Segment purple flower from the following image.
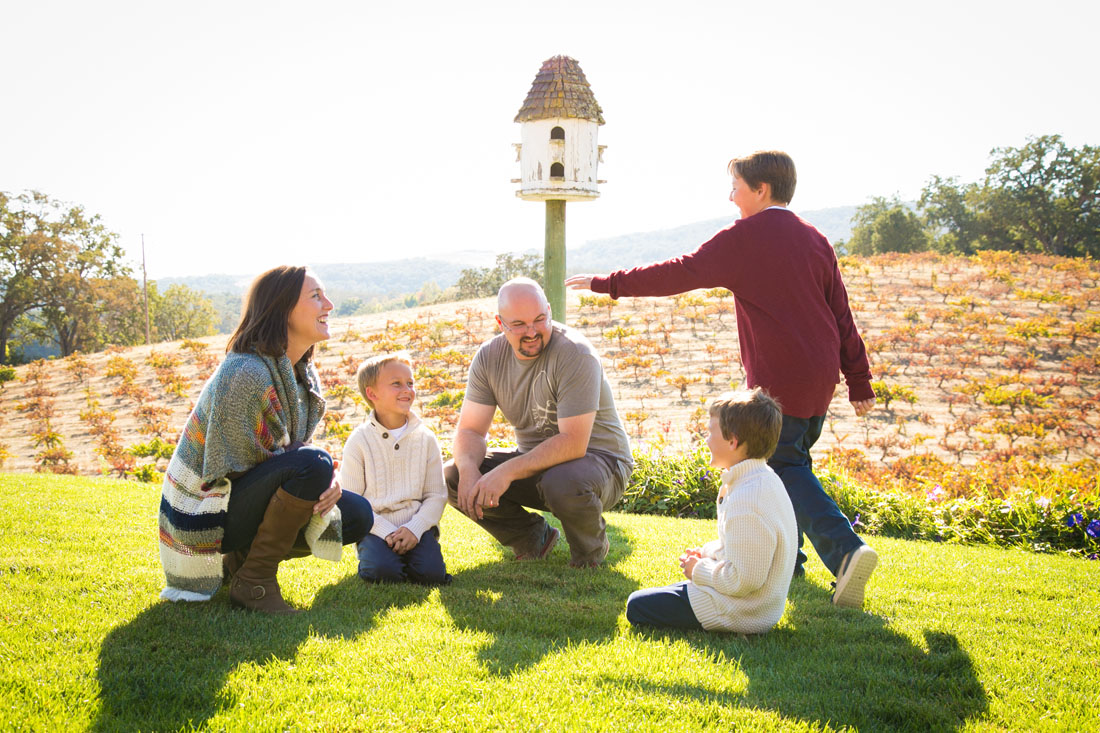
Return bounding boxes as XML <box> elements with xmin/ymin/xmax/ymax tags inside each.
<box><xmin>1066</xmin><ymin>512</ymin><xmax>1084</xmax><ymax>528</ymax></box>
<box><xmin>1088</xmin><ymin>553</ymin><xmax>1099</xmax><ymax>561</ymax></box>
<box><xmin>850</xmin><ymin>513</ymin><xmax>863</xmax><ymax>529</ymax></box>
<box><xmin>1087</xmin><ymin>520</ymin><xmax>1100</xmax><ymax>539</ymax></box>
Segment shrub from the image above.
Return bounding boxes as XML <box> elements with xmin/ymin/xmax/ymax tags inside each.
<box><xmin>618</xmin><ymin>447</ymin><xmax>1099</xmax><ymax>557</ymax></box>
<box><xmin>622</xmin><ymin>444</ymin><xmax>720</xmax><ymax>519</ymax></box>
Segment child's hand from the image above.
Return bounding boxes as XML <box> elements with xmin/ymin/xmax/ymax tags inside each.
<box><xmin>387</xmin><ymin>527</ymin><xmax>418</xmax><ymax>555</ymax></box>
<box><xmin>679</xmin><ymin>551</ymin><xmax>700</xmax><ymax>580</ymax></box>
<box><xmin>564</xmin><ymin>274</ymin><xmax>601</xmax><ymax>291</ymax></box>
<box><xmin>852</xmin><ymin>398</ymin><xmax>876</xmax><ymax>417</ymax></box>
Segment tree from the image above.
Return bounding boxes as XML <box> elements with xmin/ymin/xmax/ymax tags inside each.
<box><xmin>980</xmin><ymin>135</ymin><xmax>1100</xmax><ymax>257</ymax></box>
<box><xmin>26</xmin><ymin>276</ymin><xmax>146</xmax><ymax>355</ymax></box>
<box><xmin>845</xmin><ymin>196</ymin><xmax>930</xmax><ymax>256</ymax></box>
<box><xmin>0</xmin><ymin>192</ymin><xmax>61</xmax><ymax>363</ymax></box>
<box><xmin>455</xmin><ymin>253</ymin><xmax>543</xmax><ymax>299</ymax></box>
<box><xmin>336</xmin><ymin>296</ymin><xmax>365</xmax><ymax>317</ymax></box>
<box><xmin>919</xmin><ymin>176</ymin><xmax>989</xmax><ymax>254</ymax></box>
<box><xmin>29</xmin><ymin>197</ymin><xmax>133</xmax><ymax>356</ymax></box>
<box><xmin>149</xmin><ymin>283</ymin><xmax>218</xmax><ymax>341</ymax></box>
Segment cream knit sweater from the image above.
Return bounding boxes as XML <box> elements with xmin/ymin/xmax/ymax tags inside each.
<box><xmin>686</xmin><ymin>458</ymin><xmax>798</xmax><ymax>633</ymax></box>
<box><xmin>339</xmin><ymin>412</ymin><xmax>447</xmax><ymax>541</ymax></box>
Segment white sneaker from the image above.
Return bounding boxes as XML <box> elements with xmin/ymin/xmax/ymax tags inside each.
<box><xmin>832</xmin><ymin>545</ymin><xmax>878</xmax><ymax>608</ymax></box>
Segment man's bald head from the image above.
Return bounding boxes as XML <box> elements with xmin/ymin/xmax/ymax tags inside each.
<box><xmin>498</xmin><ymin>277</ymin><xmax>549</xmax><ymax>314</ymax></box>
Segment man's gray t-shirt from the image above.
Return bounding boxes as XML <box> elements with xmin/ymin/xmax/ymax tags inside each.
<box><xmin>465</xmin><ymin>322</ymin><xmax>632</xmax><ymax>466</ymax></box>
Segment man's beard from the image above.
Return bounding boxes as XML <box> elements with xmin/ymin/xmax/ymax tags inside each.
<box><xmin>518</xmin><ymin>334</ymin><xmax>544</xmax><ymax>357</ymax></box>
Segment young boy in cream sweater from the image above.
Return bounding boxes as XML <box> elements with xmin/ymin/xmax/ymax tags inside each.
<box><xmin>626</xmin><ymin>388</ymin><xmax>797</xmax><ymax>633</ymax></box>
<box><xmin>339</xmin><ymin>353</ymin><xmax>450</xmax><ymax>584</ymax></box>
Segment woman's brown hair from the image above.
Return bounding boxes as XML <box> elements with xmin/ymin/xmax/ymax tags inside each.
<box><xmin>226</xmin><ymin>265</ymin><xmax>312</xmax><ymax>361</ymax></box>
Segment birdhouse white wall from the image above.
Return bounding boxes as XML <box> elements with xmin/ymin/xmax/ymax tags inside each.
<box><xmin>515</xmin><ymin>118</ymin><xmax>603</xmax><ymax>201</ymax></box>
<box><xmin>513</xmin><ymin>55</ymin><xmax>605</xmax><ymax>203</ymax></box>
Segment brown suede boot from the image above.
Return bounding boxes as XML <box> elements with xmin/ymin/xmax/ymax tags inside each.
<box><xmin>222</xmin><ymin>549</ymin><xmax>247</xmax><ymax>584</ymax></box>
<box><xmin>230</xmin><ymin>488</ymin><xmax>315</xmax><ymax>614</ymax></box>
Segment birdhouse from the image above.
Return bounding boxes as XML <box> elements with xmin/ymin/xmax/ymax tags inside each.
<box><xmin>513</xmin><ymin>55</ymin><xmax>606</xmax><ymax>202</ymax></box>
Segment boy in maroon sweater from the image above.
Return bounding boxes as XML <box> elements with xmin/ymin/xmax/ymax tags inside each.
<box><xmin>567</xmin><ymin>150</ymin><xmax>879</xmax><ymax>608</ymax></box>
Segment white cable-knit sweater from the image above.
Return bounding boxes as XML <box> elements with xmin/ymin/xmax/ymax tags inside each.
<box><xmin>338</xmin><ymin>412</ymin><xmax>447</xmax><ymax>541</ymax></box>
<box><xmin>686</xmin><ymin>458</ymin><xmax>798</xmax><ymax>633</ymax></box>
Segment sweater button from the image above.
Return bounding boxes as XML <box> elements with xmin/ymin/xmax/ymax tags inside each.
<box><xmin>394</xmin><ymin>444</ymin><xmax>400</xmax><ymax>450</ymax></box>
<box><xmin>382</xmin><ymin>432</ymin><xmax>389</xmax><ymax>439</ymax></box>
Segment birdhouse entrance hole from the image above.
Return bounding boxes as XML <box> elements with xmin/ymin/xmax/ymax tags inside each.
<box><xmin>550</xmin><ymin>162</ymin><xmax>565</xmax><ymax>179</ymax></box>
<box><xmin>550</xmin><ymin>126</ymin><xmax>565</xmax><ymax>140</ymax></box>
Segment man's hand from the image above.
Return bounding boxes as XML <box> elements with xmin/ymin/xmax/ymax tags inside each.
<box><xmin>564</xmin><ymin>274</ymin><xmax>601</xmax><ymax>291</ymax></box>
<box><xmin>455</xmin><ymin>468</ymin><xmax>483</xmax><ymax>518</ymax></box>
<box><xmin>852</xmin><ymin>398</ymin><xmax>876</xmax><ymax>417</ymax></box>
<box><xmin>469</xmin><ymin>464</ymin><xmax>513</xmax><ymax>520</ymax></box>
<box><xmin>386</xmin><ymin>527</ymin><xmax>418</xmax><ymax>555</ymax></box>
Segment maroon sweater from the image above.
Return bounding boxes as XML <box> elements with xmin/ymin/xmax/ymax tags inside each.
<box><xmin>591</xmin><ymin>208</ymin><xmax>874</xmax><ymax>418</ymax></box>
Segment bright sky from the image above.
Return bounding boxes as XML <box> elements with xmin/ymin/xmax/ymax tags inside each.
<box><xmin>4</xmin><ymin>0</ymin><xmax>1097</xmax><ymax>279</ymax></box>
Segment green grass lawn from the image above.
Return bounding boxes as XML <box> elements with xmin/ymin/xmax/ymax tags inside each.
<box><xmin>1</xmin><ymin>473</ymin><xmax>1097</xmax><ymax>732</ymax></box>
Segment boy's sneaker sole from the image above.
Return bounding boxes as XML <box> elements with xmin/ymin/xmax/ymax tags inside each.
<box><xmin>832</xmin><ymin>545</ymin><xmax>878</xmax><ymax>608</ymax></box>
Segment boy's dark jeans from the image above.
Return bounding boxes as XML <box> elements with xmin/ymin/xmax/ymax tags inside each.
<box><xmin>357</xmin><ymin>526</ymin><xmax>448</xmax><ymax>584</ymax></box>
<box><xmin>626</xmin><ymin>582</ymin><xmax>704</xmax><ymax>630</ymax></box>
<box><xmin>768</xmin><ymin>414</ymin><xmax>863</xmax><ymax>578</ymax></box>
<box><xmin>223</xmin><ymin>445</ymin><xmax>373</xmax><ymax>553</ymax></box>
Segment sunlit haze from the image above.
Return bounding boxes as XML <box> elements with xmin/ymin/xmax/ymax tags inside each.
<box><xmin>4</xmin><ymin>0</ymin><xmax>1097</xmax><ymax>278</ymax></box>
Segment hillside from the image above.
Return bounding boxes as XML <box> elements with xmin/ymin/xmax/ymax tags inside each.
<box><xmin>2</xmin><ymin>252</ymin><xmax>1097</xmax><ymax>486</ymax></box>
<box><xmin>156</xmin><ymin>207</ymin><xmax>856</xmax><ymax>305</ymax></box>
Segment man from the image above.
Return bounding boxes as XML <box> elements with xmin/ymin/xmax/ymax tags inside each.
<box><xmin>446</xmin><ymin>278</ymin><xmax>632</xmax><ymax>568</ymax></box>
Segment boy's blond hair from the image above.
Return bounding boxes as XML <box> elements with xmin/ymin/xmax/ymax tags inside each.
<box><xmin>727</xmin><ymin>151</ymin><xmax>797</xmax><ymax>205</ymax></box>
<box><xmin>356</xmin><ymin>352</ymin><xmax>413</xmax><ymax>410</ymax></box>
<box><xmin>708</xmin><ymin>388</ymin><xmax>783</xmax><ymax>459</ymax></box>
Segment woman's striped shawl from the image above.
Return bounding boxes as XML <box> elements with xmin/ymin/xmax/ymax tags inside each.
<box><xmin>158</xmin><ymin>352</ymin><xmax>342</xmax><ymax>601</ymax></box>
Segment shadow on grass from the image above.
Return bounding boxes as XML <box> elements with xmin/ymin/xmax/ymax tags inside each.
<box><xmin>609</xmin><ymin>579</ymin><xmax>989</xmax><ymax>732</ymax></box>
<box><xmin>440</xmin><ymin>520</ymin><xmax>638</xmax><ymax>676</ymax></box>
<box><xmin>92</xmin><ymin>573</ymin><xmax>428</xmax><ymax>732</ymax></box>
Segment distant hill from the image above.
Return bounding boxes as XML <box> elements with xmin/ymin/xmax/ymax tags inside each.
<box><xmin>159</xmin><ymin>206</ymin><xmax>857</xmax><ymax>304</ymax></box>
<box><xmin>568</xmin><ymin>206</ymin><xmax>856</xmax><ymax>272</ymax></box>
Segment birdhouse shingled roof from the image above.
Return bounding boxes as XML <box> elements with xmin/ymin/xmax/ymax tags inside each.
<box><xmin>514</xmin><ymin>55</ymin><xmax>605</xmax><ymax>125</ymax></box>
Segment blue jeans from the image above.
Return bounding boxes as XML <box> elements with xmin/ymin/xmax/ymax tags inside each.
<box><xmin>357</xmin><ymin>526</ymin><xmax>449</xmax><ymax>585</ymax></box>
<box><xmin>767</xmin><ymin>414</ymin><xmax>862</xmax><ymax>577</ymax></box>
<box><xmin>626</xmin><ymin>582</ymin><xmax>704</xmax><ymax>630</ymax></box>
<box><xmin>223</xmin><ymin>446</ymin><xmax>373</xmax><ymax>552</ymax></box>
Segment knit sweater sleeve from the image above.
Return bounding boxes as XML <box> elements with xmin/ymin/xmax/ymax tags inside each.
<box><xmin>691</xmin><ymin>512</ymin><xmax>777</xmax><ymax>598</ymax></box>
<box><xmin>590</xmin><ymin>230</ymin><xmax>735</xmax><ymax>299</ymax></box>
<box><xmin>401</xmin><ymin>431</ymin><xmax>448</xmax><ymax>540</ymax></box>
<box><xmin>825</xmin><ymin>256</ymin><xmax>874</xmax><ymax>402</ymax></box>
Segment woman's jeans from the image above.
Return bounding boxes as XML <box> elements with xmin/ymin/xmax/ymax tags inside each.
<box><xmin>222</xmin><ymin>446</ymin><xmax>373</xmax><ymax>552</ymax></box>
<box><xmin>767</xmin><ymin>414</ymin><xmax>863</xmax><ymax>577</ymax></box>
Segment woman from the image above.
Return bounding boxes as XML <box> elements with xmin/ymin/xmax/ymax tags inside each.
<box><xmin>158</xmin><ymin>265</ymin><xmax>373</xmax><ymax>614</ymax></box>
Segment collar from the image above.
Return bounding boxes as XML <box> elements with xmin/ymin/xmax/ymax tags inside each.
<box><xmin>720</xmin><ymin>458</ymin><xmax>770</xmax><ymax>488</ymax></box>
<box><xmin>367</xmin><ymin>410</ymin><xmax>420</xmax><ymax>438</ymax></box>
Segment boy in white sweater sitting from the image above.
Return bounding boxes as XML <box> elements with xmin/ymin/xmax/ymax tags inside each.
<box><xmin>626</xmin><ymin>388</ymin><xmax>797</xmax><ymax>633</ymax></box>
<box><xmin>339</xmin><ymin>353</ymin><xmax>450</xmax><ymax>584</ymax></box>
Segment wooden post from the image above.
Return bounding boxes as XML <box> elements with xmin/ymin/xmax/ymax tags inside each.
<box><xmin>142</xmin><ymin>234</ymin><xmax>150</xmax><ymax>345</ymax></box>
<box><xmin>544</xmin><ymin>199</ymin><xmax>566</xmax><ymax>323</ymax></box>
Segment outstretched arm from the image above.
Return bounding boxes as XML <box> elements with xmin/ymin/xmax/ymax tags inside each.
<box><xmin>565</xmin><ymin>274</ymin><xmax>600</xmax><ymax>291</ymax></box>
